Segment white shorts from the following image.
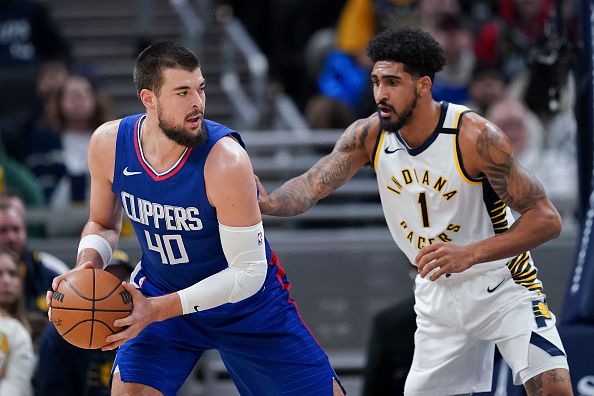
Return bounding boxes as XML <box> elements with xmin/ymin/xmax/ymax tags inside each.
<box><xmin>404</xmin><ymin>265</ymin><xmax>569</xmax><ymax>396</ymax></box>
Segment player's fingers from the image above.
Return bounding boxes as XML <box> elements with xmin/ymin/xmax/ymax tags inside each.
<box><xmin>429</xmin><ymin>266</ymin><xmax>448</xmax><ymax>281</ymax></box>
<box><xmin>101</xmin><ymin>339</ymin><xmax>125</xmax><ymax>351</ymax></box>
<box><xmin>47</xmin><ymin>306</ymin><xmax>52</xmax><ymax>321</ymax></box>
<box><xmin>46</xmin><ymin>290</ymin><xmax>53</xmax><ymax>308</ymax></box>
<box><xmin>417</xmin><ymin>250</ymin><xmax>439</xmax><ymax>273</ymax></box>
<box><xmin>113</xmin><ymin>314</ymin><xmax>134</xmax><ymax>328</ymax></box>
<box><xmin>105</xmin><ymin>325</ymin><xmax>133</xmax><ymax>345</ymax></box>
<box><xmin>77</xmin><ymin>262</ymin><xmax>95</xmax><ymax>270</ymax></box>
<box><xmin>420</xmin><ymin>258</ymin><xmax>439</xmax><ymax>278</ymax></box>
<box><xmin>51</xmin><ymin>276</ymin><xmax>63</xmax><ymax>292</ymax></box>
<box><xmin>121</xmin><ymin>281</ymin><xmax>139</xmax><ymax>294</ymax></box>
<box><xmin>415</xmin><ymin>243</ymin><xmax>439</xmax><ymax>265</ymax></box>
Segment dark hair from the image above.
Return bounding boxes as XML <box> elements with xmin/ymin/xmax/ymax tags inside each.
<box><xmin>367</xmin><ymin>27</ymin><xmax>445</xmax><ymax>81</ymax></box>
<box><xmin>134</xmin><ymin>41</ymin><xmax>200</xmax><ymax>96</ymax></box>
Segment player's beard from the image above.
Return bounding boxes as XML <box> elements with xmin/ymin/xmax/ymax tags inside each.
<box><xmin>378</xmin><ymin>91</ymin><xmax>418</xmax><ymax>132</ymax></box>
<box><xmin>157</xmin><ymin>106</ymin><xmax>207</xmax><ymax>147</ymax></box>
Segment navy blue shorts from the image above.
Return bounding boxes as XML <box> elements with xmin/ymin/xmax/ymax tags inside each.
<box><xmin>113</xmin><ymin>255</ymin><xmax>341</xmax><ymax>395</ymax></box>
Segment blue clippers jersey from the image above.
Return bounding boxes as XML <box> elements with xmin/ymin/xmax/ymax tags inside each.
<box><xmin>112</xmin><ymin>114</ymin><xmax>271</xmax><ymax>292</ymax></box>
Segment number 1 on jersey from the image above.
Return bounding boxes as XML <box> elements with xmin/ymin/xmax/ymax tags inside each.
<box><xmin>417</xmin><ymin>192</ymin><xmax>430</xmax><ymax>227</ymax></box>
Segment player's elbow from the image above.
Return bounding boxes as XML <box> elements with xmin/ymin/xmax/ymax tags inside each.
<box><xmin>542</xmin><ymin>204</ymin><xmax>562</xmax><ymax>240</ymax></box>
<box><xmin>228</xmin><ymin>259</ymin><xmax>267</xmax><ymax>302</ymax></box>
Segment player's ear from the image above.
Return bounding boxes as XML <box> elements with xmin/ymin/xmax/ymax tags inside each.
<box><xmin>417</xmin><ymin>76</ymin><xmax>432</xmax><ymax>97</ymax></box>
<box><xmin>139</xmin><ymin>89</ymin><xmax>155</xmax><ymax>108</ymax></box>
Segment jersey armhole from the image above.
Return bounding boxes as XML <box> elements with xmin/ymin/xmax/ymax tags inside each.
<box><xmin>371</xmin><ymin>130</ymin><xmax>385</xmax><ymax>172</ymax></box>
<box><xmin>454</xmin><ymin>111</ymin><xmax>483</xmax><ymax>184</ymax></box>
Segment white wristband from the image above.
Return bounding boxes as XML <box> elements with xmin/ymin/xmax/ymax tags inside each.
<box><xmin>77</xmin><ymin>234</ymin><xmax>113</xmax><ymax>268</ymax></box>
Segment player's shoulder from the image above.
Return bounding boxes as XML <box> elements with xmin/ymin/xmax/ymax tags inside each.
<box><xmin>458</xmin><ymin>110</ymin><xmax>504</xmax><ymax>145</ymax></box>
<box><xmin>336</xmin><ymin>113</ymin><xmax>382</xmax><ymax>155</ymax></box>
<box><xmin>90</xmin><ymin>119</ymin><xmax>122</xmax><ymax>146</ymax></box>
<box><xmin>358</xmin><ymin>112</ymin><xmax>382</xmax><ymax>137</ymax></box>
<box><xmin>207</xmin><ymin>135</ymin><xmax>251</xmax><ymax>178</ymax></box>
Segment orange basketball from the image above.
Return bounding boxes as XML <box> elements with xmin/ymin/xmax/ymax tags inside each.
<box><xmin>51</xmin><ymin>268</ymin><xmax>133</xmax><ymax>349</ymax></box>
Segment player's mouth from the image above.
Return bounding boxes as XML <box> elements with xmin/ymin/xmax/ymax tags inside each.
<box><xmin>186</xmin><ymin>114</ymin><xmax>203</xmax><ymax>128</ymax></box>
<box><xmin>377</xmin><ymin>104</ymin><xmax>394</xmax><ymax>118</ymax></box>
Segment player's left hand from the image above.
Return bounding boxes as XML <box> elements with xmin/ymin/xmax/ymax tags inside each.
<box><xmin>102</xmin><ymin>282</ymin><xmax>156</xmax><ymax>351</ymax></box>
<box><xmin>415</xmin><ymin>242</ymin><xmax>476</xmax><ymax>281</ymax></box>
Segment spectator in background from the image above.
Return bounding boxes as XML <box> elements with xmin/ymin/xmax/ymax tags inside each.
<box><xmin>0</xmin><ymin>250</ymin><xmax>35</xmax><ymax>396</ymax></box>
<box><xmin>474</xmin><ymin>0</ymin><xmax>553</xmax><ymax>79</ymax></box>
<box><xmin>36</xmin><ymin>250</ymin><xmax>133</xmax><ymax>396</ymax></box>
<box><xmin>8</xmin><ymin>57</ymin><xmax>71</xmax><ymax>163</ymax></box>
<box><xmin>431</xmin><ymin>13</ymin><xmax>475</xmax><ymax>104</ymax></box>
<box><xmin>487</xmin><ymin>98</ymin><xmax>577</xmax><ymax>223</ymax></box>
<box><xmin>0</xmin><ymin>0</ymin><xmax>70</xmax><ymax>160</ymax></box>
<box><xmin>487</xmin><ymin>98</ymin><xmax>544</xmax><ymax>174</ymax></box>
<box><xmin>465</xmin><ymin>63</ymin><xmax>507</xmax><ymax>115</ymax></box>
<box><xmin>25</xmin><ymin>73</ymin><xmax>113</xmax><ymax>208</ymax></box>
<box><xmin>305</xmin><ymin>43</ymin><xmax>373</xmax><ymax>129</ymax></box>
<box><xmin>0</xmin><ymin>194</ymin><xmax>69</xmax><ymax>318</ymax></box>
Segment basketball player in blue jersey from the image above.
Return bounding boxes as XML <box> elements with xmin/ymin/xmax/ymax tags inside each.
<box><xmin>46</xmin><ymin>42</ymin><xmax>345</xmax><ymax>396</ymax></box>
<box><xmin>257</xmin><ymin>27</ymin><xmax>574</xmax><ymax>396</ymax></box>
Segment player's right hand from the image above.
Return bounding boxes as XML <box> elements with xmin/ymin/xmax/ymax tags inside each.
<box><xmin>46</xmin><ymin>261</ymin><xmax>95</xmax><ymax>321</ymax></box>
<box><xmin>254</xmin><ymin>175</ymin><xmax>273</xmax><ymax>214</ymax></box>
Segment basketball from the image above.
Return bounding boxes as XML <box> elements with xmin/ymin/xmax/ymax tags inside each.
<box><xmin>51</xmin><ymin>268</ymin><xmax>133</xmax><ymax>349</ymax></box>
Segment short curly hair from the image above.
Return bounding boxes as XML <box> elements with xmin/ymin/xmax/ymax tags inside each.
<box><xmin>367</xmin><ymin>27</ymin><xmax>445</xmax><ymax>81</ymax></box>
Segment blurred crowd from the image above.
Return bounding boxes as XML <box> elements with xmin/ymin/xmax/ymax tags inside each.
<box><xmin>0</xmin><ymin>0</ymin><xmax>583</xmax><ymax>394</ymax></box>
<box><xmin>226</xmin><ymin>0</ymin><xmax>580</xmax><ymax>223</ymax></box>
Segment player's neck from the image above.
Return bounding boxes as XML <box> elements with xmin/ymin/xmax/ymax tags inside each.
<box><xmin>140</xmin><ymin>116</ymin><xmax>188</xmax><ymax>172</ymax></box>
<box><xmin>398</xmin><ymin>100</ymin><xmax>441</xmax><ymax>149</ymax></box>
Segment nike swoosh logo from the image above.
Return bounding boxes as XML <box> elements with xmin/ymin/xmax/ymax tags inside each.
<box><xmin>123</xmin><ymin>167</ymin><xmax>142</xmax><ymax>176</ymax></box>
<box><xmin>384</xmin><ymin>147</ymin><xmax>405</xmax><ymax>154</ymax></box>
<box><xmin>487</xmin><ymin>278</ymin><xmax>506</xmax><ymax>293</ymax></box>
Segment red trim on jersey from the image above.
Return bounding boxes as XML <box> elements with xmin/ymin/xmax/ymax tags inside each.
<box><xmin>133</xmin><ymin>117</ymin><xmax>193</xmax><ymax>182</ymax></box>
<box><xmin>269</xmin><ymin>251</ymin><xmax>321</xmax><ymax>346</ymax></box>
<box><xmin>270</xmin><ymin>251</ymin><xmax>291</xmax><ymax>291</ymax></box>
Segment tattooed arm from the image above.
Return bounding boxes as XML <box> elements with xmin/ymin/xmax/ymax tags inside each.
<box><xmin>257</xmin><ymin>115</ymin><xmax>378</xmax><ymax>216</ymax></box>
<box><xmin>416</xmin><ymin>114</ymin><xmax>562</xmax><ymax>279</ymax></box>
<box><xmin>462</xmin><ymin>117</ymin><xmax>562</xmax><ymax>263</ymax></box>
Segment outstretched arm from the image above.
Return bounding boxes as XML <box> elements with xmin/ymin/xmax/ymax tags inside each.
<box><xmin>417</xmin><ymin>117</ymin><xmax>561</xmax><ymax>280</ymax></box>
<box><xmin>258</xmin><ymin>116</ymin><xmax>378</xmax><ymax>216</ymax></box>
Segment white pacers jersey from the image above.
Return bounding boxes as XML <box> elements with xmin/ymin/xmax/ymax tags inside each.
<box><xmin>373</xmin><ymin>102</ymin><xmax>546</xmax><ymax>300</ymax></box>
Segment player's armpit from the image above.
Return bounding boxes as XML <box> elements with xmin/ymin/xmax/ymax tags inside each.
<box><xmin>475</xmin><ymin>122</ymin><xmax>547</xmax><ymax>213</ymax></box>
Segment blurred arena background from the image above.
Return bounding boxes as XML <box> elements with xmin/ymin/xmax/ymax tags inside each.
<box><xmin>1</xmin><ymin>0</ymin><xmax>593</xmax><ymax>395</ymax></box>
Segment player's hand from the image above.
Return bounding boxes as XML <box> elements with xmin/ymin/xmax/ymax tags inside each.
<box><xmin>102</xmin><ymin>282</ymin><xmax>156</xmax><ymax>351</ymax></box>
<box><xmin>46</xmin><ymin>261</ymin><xmax>95</xmax><ymax>321</ymax></box>
<box><xmin>255</xmin><ymin>175</ymin><xmax>273</xmax><ymax>214</ymax></box>
<box><xmin>415</xmin><ymin>242</ymin><xmax>476</xmax><ymax>281</ymax></box>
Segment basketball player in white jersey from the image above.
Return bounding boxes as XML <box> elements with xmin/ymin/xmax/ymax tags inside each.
<box><xmin>257</xmin><ymin>27</ymin><xmax>573</xmax><ymax>396</ymax></box>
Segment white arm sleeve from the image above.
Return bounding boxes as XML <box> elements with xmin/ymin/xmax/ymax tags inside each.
<box><xmin>177</xmin><ymin>222</ymin><xmax>267</xmax><ymax>314</ymax></box>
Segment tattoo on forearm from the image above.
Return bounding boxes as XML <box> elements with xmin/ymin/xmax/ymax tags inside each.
<box><xmin>270</xmin><ymin>118</ymin><xmax>367</xmax><ymax>215</ymax></box>
<box><xmin>273</xmin><ymin>178</ymin><xmax>318</xmax><ymax>215</ymax></box>
<box><xmin>270</xmin><ymin>154</ymin><xmax>352</xmax><ymax>215</ymax></box>
<box><xmin>525</xmin><ymin>369</ymin><xmax>568</xmax><ymax>396</ymax></box>
<box><xmin>312</xmin><ymin>155</ymin><xmax>352</xmax><ymax>194</ymax></box>
<box><xmin>476</xmin><ymin>124</ymin><xmax>545</xmax><ymax>209</ymax></box>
